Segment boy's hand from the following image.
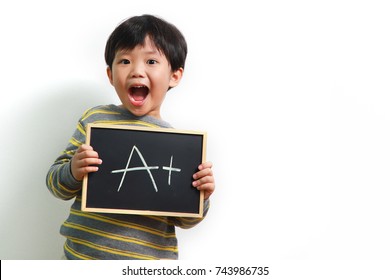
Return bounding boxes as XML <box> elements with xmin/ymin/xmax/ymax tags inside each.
<box><xmin>71</xmin><ymin>144</ymin><xmax>102</xmax><ymax>181</ymax></box>
<box><xmin>192</xmin><ymin>161</ymin><xmax>215</xmax><ymax>200</ymax></box>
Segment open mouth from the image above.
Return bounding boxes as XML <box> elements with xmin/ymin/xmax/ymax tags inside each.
<box><xmin>129</xmin><ymin>85</ymin><xmax>149</xmax><ymax>106</ymax></box>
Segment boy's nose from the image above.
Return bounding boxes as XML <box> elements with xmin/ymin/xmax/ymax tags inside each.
<box><xmin>129</xmin><ymin>63</ymin><xmax>145</xmax><ymax>78</ymax></box>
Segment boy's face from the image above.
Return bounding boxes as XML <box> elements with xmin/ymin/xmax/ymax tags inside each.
<box><xmin>107</xmin><ymin>36</ymin><xmax>183</xmax><ymax>119</ymax></box>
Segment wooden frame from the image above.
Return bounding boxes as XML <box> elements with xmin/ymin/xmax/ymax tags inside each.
<box><xmin>81</xmin><ymin>123</ymin><xmax>207</xmax><ymax>218</ymax></box>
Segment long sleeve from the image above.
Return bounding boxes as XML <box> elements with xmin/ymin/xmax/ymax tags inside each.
<box><xmin>169</xmin><ymin>199</ymin><xmax>210</xmax><ymax>229</ymax></box>
<box><xmin>46</xmin><ymin>114</ymin><xmax>87</xmax><ymax>200</ymax></box>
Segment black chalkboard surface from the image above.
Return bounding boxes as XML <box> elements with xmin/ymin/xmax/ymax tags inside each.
<box><xmin>81</xmin><ymin>123</ymin><xmax>207</xmax><ymax>217</ymax></box>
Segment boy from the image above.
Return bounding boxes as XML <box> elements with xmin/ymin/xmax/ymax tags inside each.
<box><xmin>46</xmin><ymin>14</ymin><xmax>215</xmax><ymax>260</ymax></box>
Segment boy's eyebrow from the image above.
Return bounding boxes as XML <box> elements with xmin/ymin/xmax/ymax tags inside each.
<box><xmin>117</xmin><ymin>48</ymin><xmax>161</xmax><ymax>56</ymax></box>
<box><xmin>114</xmin><ymin>51</ymin><xmax>162</xmax><ymax>60</ymax></box>
<box><xmin>142</xmin><ymin>49</ymin><xmax>161</xmax><ymax>55</ymax></box>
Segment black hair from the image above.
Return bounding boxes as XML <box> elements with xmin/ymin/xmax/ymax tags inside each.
<box><xmin>104</xmin><ymin>14</ymin><xmax>187</xmax><ymax>71</ymax></box>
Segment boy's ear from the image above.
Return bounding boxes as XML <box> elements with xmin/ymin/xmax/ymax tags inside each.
<box><xmin>106</xmin><ymin>67</ymin><xmax>114</xmax><ymax>85</ymax></box>
<box><xmin>169</xmin><ymin>67</ymin><xmax>184</xmax><ymax>88</ymax></box>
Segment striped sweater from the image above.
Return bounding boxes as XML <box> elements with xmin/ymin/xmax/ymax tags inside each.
<box><xmin>46</xmin><ymin>104</ymin><xmax>209</xmax><ymax>260</ymax></box>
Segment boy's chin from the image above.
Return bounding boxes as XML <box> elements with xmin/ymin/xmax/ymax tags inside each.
<box><xmin>119</xmin><ymin>104</ymin><xmax>161</xmax><ymax>119</ymax></box>
<box><xmin>124</xmin><ymin>106</ymin><xmax>152</xmax><ymax>118</ymax></box>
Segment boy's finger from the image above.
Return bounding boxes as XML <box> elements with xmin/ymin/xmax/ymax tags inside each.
<box><xmin>80</xmin><ymin>158</ymin><xmax>103</xmax><ymax>166</ymax></box>
<box><xmin>192</xmin><ymin>175</ymin><xmax>214</xmax><ymax>186</ymax></box>
<box><xmin>193</xmin><ymin>168</ymin><xmax>213</xmax><ymax>180</ymax></box>
<box><xmin>198</xmin><ymin>161</ymin><xmax>213</xmax><ymax>170</ymax></box>
<box><xmin>80</xmin><ymin>150</ymin><xmax>100</xmax><ymax>159</ymax></box>
<box><xmin>77</xmin><ymin>144</ymin><xmax>94</xmax><ymax>153</ymax></box>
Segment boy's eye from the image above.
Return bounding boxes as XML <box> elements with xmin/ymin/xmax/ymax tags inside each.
<box><xmin>120</xmin><ymin>59</ymin><xmax>130</xmax><ymax>64</ymax></box>
<box><xmin>147</xmin><ymin>59</ymin><xmax>158</xmax><ymax>65</ymax></box>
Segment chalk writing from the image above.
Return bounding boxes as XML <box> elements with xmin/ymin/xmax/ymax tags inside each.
<box><xmin>111</xmin><ymin>145</ymin><xmax>159</xmax><ymax>192</ymax></box>
<box><xmin>162</xmin><ymin>155</ymin><xmax>181</xmax><ymax>186</ymax></box>
<box><xmin>111</xmin><ymin>146</ymin><xmax>183</xmax><ymax>192</ymax></box>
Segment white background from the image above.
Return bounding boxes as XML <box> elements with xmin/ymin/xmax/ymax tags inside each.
<box><xmin>1</xmin><ymin>0</ymin><xmax>390</xmax><ymax>267</ymax></box>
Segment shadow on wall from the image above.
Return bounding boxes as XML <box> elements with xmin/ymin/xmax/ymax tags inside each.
<box><xmin>0</xmin><ymin>81</ymin><xmax>115</xmax><ymax>259</ymax></box>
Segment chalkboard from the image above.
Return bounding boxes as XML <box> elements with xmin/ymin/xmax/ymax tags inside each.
<box><xmin>81</xmin><ymin>123</ymin><xmax>207</xmax><ymax>217</ymax></box>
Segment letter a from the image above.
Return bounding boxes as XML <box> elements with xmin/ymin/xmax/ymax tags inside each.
<box><xmin>111</xmin><ymin>145</ymin><xmax>159</xmax><ymax>192</ymax></box>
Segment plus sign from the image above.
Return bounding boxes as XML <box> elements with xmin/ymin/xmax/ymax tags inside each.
<box><xmin>162</xmin><ymin>155</ymin><xmax>181</xmax><ymax>186</ymax></box>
